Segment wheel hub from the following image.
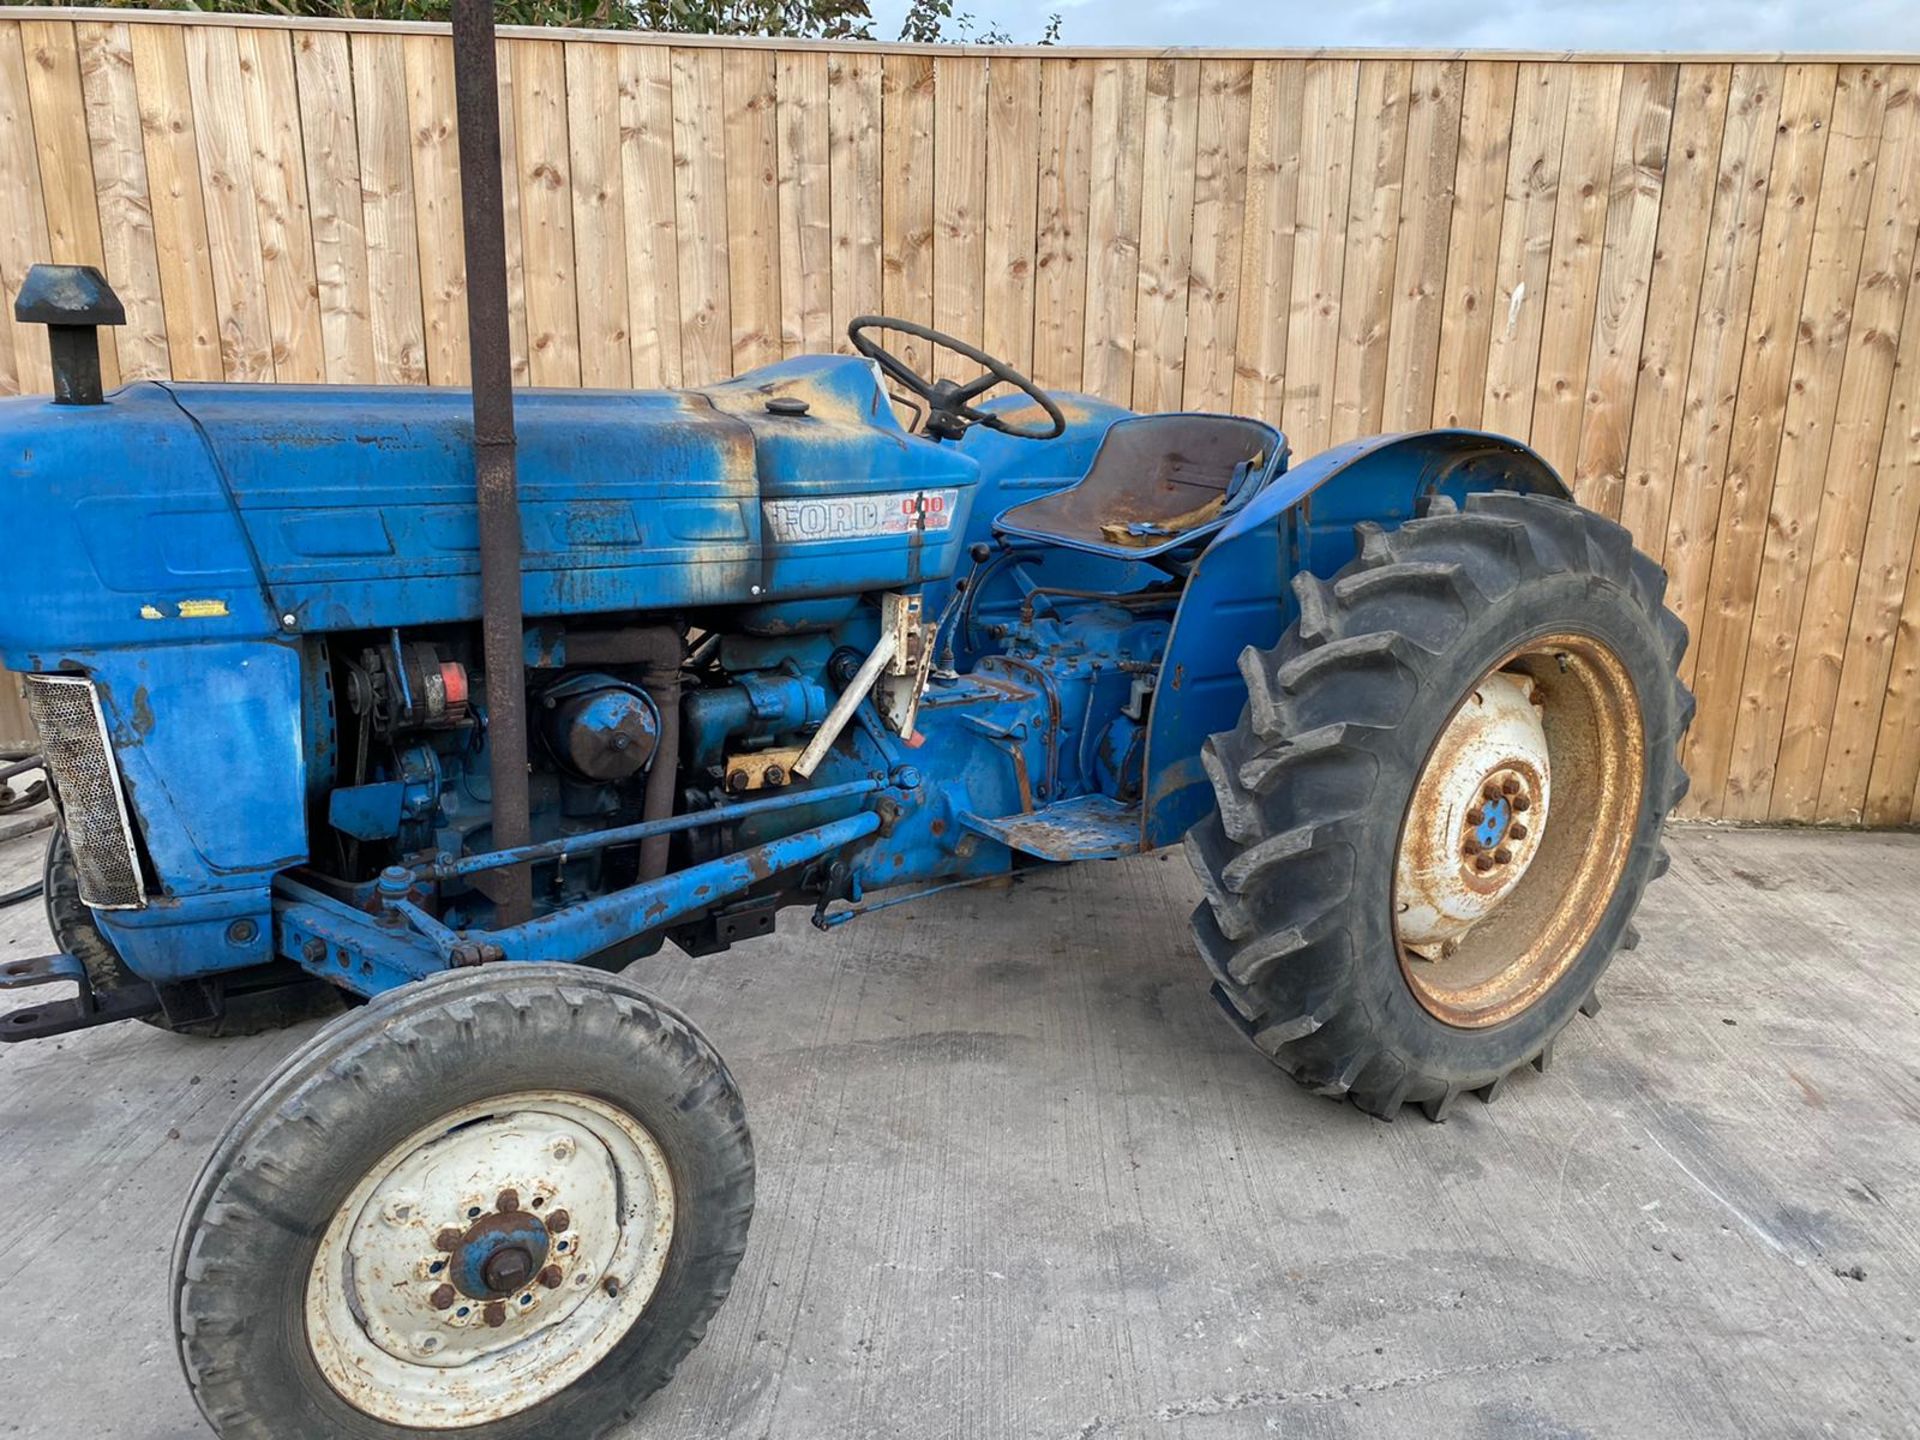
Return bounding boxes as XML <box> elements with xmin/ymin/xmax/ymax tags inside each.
<box><xmin>306</xmin><ymin>1093</ymin><xmax>676</xmax><ymax>1428</ymax></box>
<box><xmin>1395</xmin><ymin>671</ymin><xmax>1552</xmax><ymax>957</ymax></box>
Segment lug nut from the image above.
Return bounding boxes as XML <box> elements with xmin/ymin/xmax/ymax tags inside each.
<box><xmin>1494</xmin><ymin>847</ymin><xmax>1513</xmax><ymax>865</ymax></box>
<box><xmin>545</xmin><ymin>1209</ymin><xmax>570</xmax><ymax>1234</ymax></box>
<box><xmin>1509</xmin><ymin>824</ymin><xmax>1528</xmax><ymax>840</ymax></box>
<box><xmin>430</xmin><ymin>1283</ymin><xmax>456</xmax><ymax>1311</ymax></box>
<box><xmin>1513</xmin><ymin>795</ymin><xmax>1531</xmax><ymax>812</ymax></box>
<box><xmin>1466</xmin><ymin>807</ymin><xmax>1484</xmax><ymax>825</ymax></box>
<box><xmin>1474</xmin><ymin>854</ymin><xmax>1495</xmax><ymax>873</ymax></box>
<box><xmin>483</xmin><ymin>1301</ymin><xmax>507</xmax><ymax>1328</ymax></box>
<box><xmin>1501</xmin><ymin>777</ymin><xmax>1520</xmax><ymax>796</ymax></box>
<box><xmin>539</xmin><ymin>1265</ymin><xmax>564</xmax><ymax>1289</ymax></box>
<box><xmin>435</xmin><ymin>1228</ymin><xmax>464</xmax><ymax>1252</ymax></box>
<box><xmin>497</xmin><ymin>1188</ymin><xmax>520</xmax><ymax>1213</ymax></box>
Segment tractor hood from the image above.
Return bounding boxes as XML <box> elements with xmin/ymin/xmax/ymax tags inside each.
<box><xmin>0</xmin><ymin>355</ymin><xmax>980</xmax><ymax>662</ymax></box>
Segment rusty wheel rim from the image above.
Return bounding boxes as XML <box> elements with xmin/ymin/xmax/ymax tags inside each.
<box><xmin>1394</xmin><ymin>634</ymin><xmax>1644</xmax><ymax>1029</ymax></box>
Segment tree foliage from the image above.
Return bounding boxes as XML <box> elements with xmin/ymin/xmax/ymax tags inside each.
<box><xmin>34</xmin><ymin>0</ymin><xmax>1064</xmax><ymax>42</ymax></box>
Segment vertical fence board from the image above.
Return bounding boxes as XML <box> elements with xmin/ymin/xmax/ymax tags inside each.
<box><xmin>880</xmin><ymin>53</ymin><xmax>933</xmax><ymax>379</ymax></box>
<box><xmin>1081</xmin><ymin>56</ymin><xmax>1147</xmax><ymax>406</ymax></box>
<box><xmin>129</xmin><ymin>23</ymin><xmax>218</xmax><ymax>381</ymax></box>
<box><xmin>723</xmin><ymin>48</ymin><xmax>779</xmax><ymax>376</ymax></box>
<box><xmin>293</xmin><ymin>31</ymin><xmax>373</xmax><ymax>383</ymax></box>
<box><xmin>404</xmin><ymin>34</ymin><xmax>469</xmax><ymax>385</ymax></box>
<box><xmin>1031</xmin><ymin>55</ymin><xmax>1092</xmax><ymax>394</ymax></box>
<box><xmin>930</xmin><ymin>55</ymin><xmax>986</xmax><ymax>385</ymax></box>
<box><xmin>512</xmin><ymin>39</ymin><xmax>579</xmax><ymax>387</ymax></box>
<box><xmin>1568</xmin><ymin>62</ymin><xmax>1675</xmax><ymax>515</ymax></box>
<box><xmin>1529</xmin><ymin>64</ymin><xmax>1622</xmax><ymax>476</ymax></box>
<box><xmin>671</xmin><ymin>47</ymin><xmax>728</xmax><ymax>386</ymax></box>
<box><xmin>776</xmin><ymin>50</ymin><xmax>832</xmax><ymax>360</ymax></box>
<box><xmin>1661</xmin><ymin>63</ymin><xmax>1782</xmax><ymax>702</ymax></box>
<box><xmin>826</xmin><ymin>51</ymin><xmax>881</xmax><ymax>359</ymax></box>
<box><xmin>1229</xmin><ymin>60</ymin><xmax>1304</xmax><ymax>424</ymax></box>
<box><xmin>1722</xmin><ymin>64</ymin><xmax>1887</xmax><ymax>818</ymax></box>
<box><xmin>1482</xmin><ymin>62</ymin><xmax>1571</xmax><ymax>441</ymax></box>
<box><xmin>1327</xmin><ymin>58</ymin><xmax>1411</xmax><ymax>446</ymax></box>
<box><xmin>1685</xmin><ymin>63</ymin><xmax>1837</xmax><ymax>813</ymax></box>
<box><xmin>76</xmin><ymin>21</ymin><xmax>167</xmax><ymax>380</ymax></box>
<box><xmin>1772</xmin><ymin>66</ymin><xmax>1920</xmax><ymax>820</ymax></box>
<box><xmin>185</xmin><ymin>26</ymin><xmax>275</xmax><ymax>380</ymax></box>
<box><xmin>563</xmin><ymin>40</ymin><xmax>628</xmax><ymax>388</ymax></box>
<box><xmin>237</xmin><ymin>27</ymin><xmax>323</xmax><ymax>383</ymax></box>
<box><xmin>1381</xmin><ymin>58</ymin><xmax>1463</xmax><ymax>433</ymax></box>
<box><xmin>1282</xmin><ymin>58</ymin><xmax>1358</xmax><ymax>454</ymax></box>
<box><xmin>22</xmin><ymin>20</ymin><xmax>118</xmax><ymax>387</ymax></box>
<box><xmin>0</xmin><ymin>22</ymin><xmax>1915</xmax><ymax>819</ymax></box>
<box><xmin>983</xmin><ymin>55</ymin><xmax>1040</xmax><ymax>377</ymax></box>
<box><xmin>620</xmin><ymin>43</ymin><xmax>681</xmax><ymax>387</ymax></box>
<box><xmin>1617</xmin><ymin>65</ymin><xmax>1730</xmax><ymax>553</ymax></box>
<box><xmin>350</xmin><ymin>32</ymin><xmax>426</xmax><ymax>384</ymax></box>
<box><xmin>1431</xmin><ymin>60</ymin><xmax>1517</xmax><ymax>428</ymax></box>
<box><xmin>1181</xmin><ymin>58</ymin><xmax>1253</xmax><ymax>413</ymax></box>
<box><xmin>1132</xmin><ymin>57</ymin><xmax>1201</xmax><ymax>414</ymax></box>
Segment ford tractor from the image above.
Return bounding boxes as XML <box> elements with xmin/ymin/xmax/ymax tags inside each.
<box><xmin>0</xmin><ymin>93</ymin><xmax>1688</xmax><ymax>1438</ymax></box>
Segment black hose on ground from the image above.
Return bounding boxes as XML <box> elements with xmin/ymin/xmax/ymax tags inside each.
<box><xmin>0</xmin><ymin>835</ymin><xmax>47</xmax><ymax>908</ymax></box>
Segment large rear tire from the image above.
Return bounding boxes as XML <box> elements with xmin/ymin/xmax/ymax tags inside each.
<box><xmin>1188</xmin><ymin>492</ymin><xmax>1692</xmax><ymax>1120</ymax></box>
<box><xmin>172</xmin><ymin>964</ymin><xmax>754</xmax><ymax>1438</ymax></box>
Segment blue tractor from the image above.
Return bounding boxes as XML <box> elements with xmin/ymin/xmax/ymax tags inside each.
<box><xmin>1</xmin><ymin>247</ymin><xmax>1689</xmax><ymax>1435</ymax></box>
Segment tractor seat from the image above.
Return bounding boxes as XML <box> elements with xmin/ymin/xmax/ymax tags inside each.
<box><xmin>993</xmin><ymin>413</ymin><xmax>1287</xmax><ymax>562</ymax></box>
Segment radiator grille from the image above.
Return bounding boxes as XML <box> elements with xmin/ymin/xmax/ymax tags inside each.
<box><xmin>23</xmin><ymin>674</ymin><xmax>146</xmax><ymax>910</ymax></box>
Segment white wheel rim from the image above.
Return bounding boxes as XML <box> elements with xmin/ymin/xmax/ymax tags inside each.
<box><xmin>305</xmin><ymin>1091</ymin><xmax>676</xmax><ymax>1428</ymax></box>
<box><xmin>1394</xmin><ymin>669</ymin><xmax>1552</xmax><ymax>956</ymax></box>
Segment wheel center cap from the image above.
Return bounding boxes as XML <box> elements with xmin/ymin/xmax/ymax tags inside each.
<box><xmin>447</xmin><ymin>1210</ymin><xmax>552</xmax><ymax>1299</ymax></box>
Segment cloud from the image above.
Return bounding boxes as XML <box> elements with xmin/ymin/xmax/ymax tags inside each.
<box><xmin>868</xmin><ymin>0</ymin><xmax>1920</xmax><ymax>50</ymax></box>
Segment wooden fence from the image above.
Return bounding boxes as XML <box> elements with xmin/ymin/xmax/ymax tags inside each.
<box><xmin>0</xmin><ymin>10</ymin><xmax>1917</xmax><ymax>825</ymax></box>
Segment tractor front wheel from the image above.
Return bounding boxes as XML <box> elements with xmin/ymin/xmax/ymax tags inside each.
<box><xmin>172</xmin><ymin>964</ymin><xmax>754</xmax><ymax>1439</ymax></box>
<box><xmin>1189</xmin><ymin>492</ymin><xmax>1692</xmax><ymax>1120</ymax></box>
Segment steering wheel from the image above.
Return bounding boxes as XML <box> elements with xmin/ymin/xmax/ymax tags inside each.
<box><xmin>848</xmin><ymin>316</ymin><xmax>1066</xmax><ymax>442</ymax></box>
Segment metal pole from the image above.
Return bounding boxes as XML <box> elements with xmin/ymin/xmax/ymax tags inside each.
<box><xmin>451</xmin><ymin>0</ymin><xmax>531</xmax><ymax>925</ymax></box>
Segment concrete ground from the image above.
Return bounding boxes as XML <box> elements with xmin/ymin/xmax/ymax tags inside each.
<box><xmin>1</xmin><ymin>803</ymin><xmax>1915</xmax><ymax>1439</ymax></box>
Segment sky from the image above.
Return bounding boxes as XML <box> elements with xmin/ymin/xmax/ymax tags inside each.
<box><xmin>866</xmin><ymin>0</ymin><xmax>1920</xmax><ymax>52</ymax></box>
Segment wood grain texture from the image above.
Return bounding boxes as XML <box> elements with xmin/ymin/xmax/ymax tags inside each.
<box><xmin>1327</xmin><ymin>58</ymin><xmax>1410</xmax><ymax>446</ymax></box>
<box><xmin>776</xmin><ymin>50</ymin><xmax>831</xmax><ymax>361</ymax></box>
<box><xmin>982</xmin><ymin>55</ymin><xmax>1040</xmax><ymax>377</ymax></box>
<box><xmin>930</xmin><ymin>54</ymin><xmax>986</xmax><ymax>385</ymax></box>
<box><xmin>826</xmin><ymin>50</ymin><xmax>881</xmax><ymax>357</ymax></box>
<box><xmin>0</xmin><ymin>29</ymin><xmax>1917</xmax><ymax>820</ymax></box>
<box><xmin>74</xmin><ymin>21</ymin><xmax>166</xmax><ymax>381</ymax></box>
<box><xmin>1684</xmin><ymin>63</ymin><xmax>1837</xmax><ymax>815</ymax></box>
<box><xmin>672</xmin><ymin>46</ymin><xmax>729</xmax><ymax>386</ymax></box>
<box><xmin>1771</xmin><ymin>67</ymin><xmax>1920</xmax><ymax>821</ymax></box>
<box><xmin>1031</xmin><ymin>55</ymin><xmax>1093</xmax><ymax>394</ymax></box>
<box><xmin>292</xmin><ymin>29</ymin><xmax>373</xmax><ymax>384</ymax></box>
<box><xmin>21</xmin><ymin>20</ymin><xmax>118</xmax><ymax>387</ymax></box>
<box><xmin>723</xmin><ymin>48</ymin><xmax>780</xmax><ymax>376</ymax></box>
<box><xmin>1430</xmin><ymin>60</ymin><xmax>1517</xmax><ymax>429</ymax></box>
<box><xmin>620</xmin><ymin>42</ymin><xmax>681</xmax><ymax>387</ymax></box>
<box><xmin>237</xmin><ymin>26</ymin><xmax>322</xmax><ymax>383</ymax></box>
<box><xmin>563</xmin><ymin>39</ymin><xmax>628</xmax><ymax>388</ymax></box>
<box><xmin>350</xmin><ymin>31</ymin><xmax>426</xmax><ymax>385</ymax></box>
<box><xmin>1281</xmin><ymin>58</ymin><xmax>1358</xmax><ymax>455</ymax></box>
<box><xmin>1081</xmin><ymin>56</ymin><xmax>1147</xmax><ymax>406</ymax></box>
<box><xmin>1381</xmin><ymin>58</ymin><xmax>1464</xmax><ymax>433</ymax></box>
<box><xmin>1567</xmin><ymin>62</ymin><xmax>1676</xmax><ymax>515</ymax></box>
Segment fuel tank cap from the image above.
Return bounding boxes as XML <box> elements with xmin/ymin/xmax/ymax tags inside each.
<box><xmin>765</xmin><ymin>396</ymin><xmax>810</xmax><ymax>417</ymax></box>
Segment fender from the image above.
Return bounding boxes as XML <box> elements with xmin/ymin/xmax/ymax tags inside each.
<box><xmin>1139</xmin><ymin>429</ymin><xmax>1572</xmax><ymax>848</ymax></box>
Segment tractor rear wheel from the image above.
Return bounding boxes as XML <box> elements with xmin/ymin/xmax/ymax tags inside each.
<box><xmin>1188</xmin><ymin>492</ymin><xmax>1691</xmax><ymax>1120</ymax></box>
<box><xmin>44</xmin><ymin>827</ymin><xmax>346</xmax><ymax>1038</ymax></box>
<box><xmin>172</xmin><ymin>963</ymin><xmax>754</xmax><ymax>1440</ymax></box>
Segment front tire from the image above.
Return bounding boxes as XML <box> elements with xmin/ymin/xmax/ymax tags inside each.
<box><xmin>1188</xmin><ymin>493</ymin><xmax>1692</xmax><ymax>1121</ymax></box>
<box><xmin>172</xmin><ymin>964</ymin><xmax>755</xmax><ymax>1438</ymax></box>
